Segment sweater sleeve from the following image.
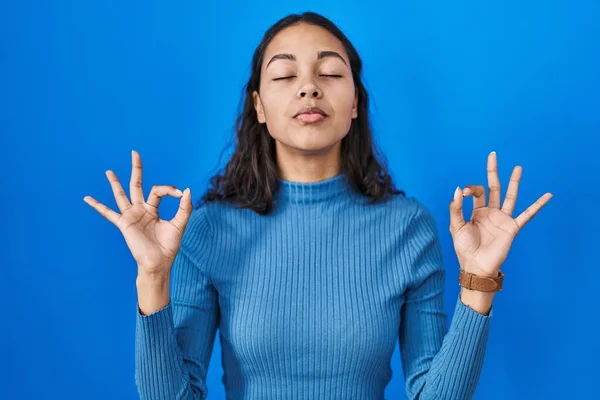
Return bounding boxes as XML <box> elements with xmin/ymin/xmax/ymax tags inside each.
<box><xmin>399</xmin><ymin>201</ymin><xmax>492</xmax><ymax>400</ymax></box>
<box><xmin>135</xmin><ymin>207</ymin><xmax>220</xmax><ymax>400</ymax></box>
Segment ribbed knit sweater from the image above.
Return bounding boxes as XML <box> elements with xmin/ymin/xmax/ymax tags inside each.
<box><xmin>135</xmin><ymin>172</ymin><xmax>492</xmax><ymax>400</ymax></box>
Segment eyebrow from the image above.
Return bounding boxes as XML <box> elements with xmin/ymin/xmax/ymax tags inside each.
<box><xmin>265</xmin><ymin>50</ymin><xmax>348</xmax><ymax>68</ymax></box>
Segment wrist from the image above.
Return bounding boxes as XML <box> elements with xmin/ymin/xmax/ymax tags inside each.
<box><xmin>136</xmin><ymin>273</ymin><xmax>170</xmax><ymax>298</ymax></box>
<box><xmin>460</xmin><ymin>288</ymin><xmax>494</xmax><ymax>315</ymax></box>
<box><xmin>136</xmin><ymin>274</ymin><xmax>170</xmax><ymax>316</ymax></box>
<box><xmin>136</xmin><ymin>269</ymin><xmax>170</xmax><ymax>287</ymax></box>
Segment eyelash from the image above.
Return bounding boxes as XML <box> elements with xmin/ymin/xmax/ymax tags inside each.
<box><xmin>273</xmin><ymin>74</ymin><xmax>343</xmax><ymax>81</ymax></box>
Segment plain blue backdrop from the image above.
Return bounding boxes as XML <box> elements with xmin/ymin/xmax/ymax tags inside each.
<box><xmin>1</xmin><ymin>1</ymin><xmax>598</xmax><ymax>399</ymax></box>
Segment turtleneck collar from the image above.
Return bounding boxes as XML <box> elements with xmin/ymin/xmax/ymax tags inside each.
<box><xmin>275</xmin><ymin>172</ymin><xmax>354</xmax><ymax>204</ymax></box>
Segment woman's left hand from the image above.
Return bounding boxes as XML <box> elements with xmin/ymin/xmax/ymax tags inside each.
<box><xmin>449</xmin><ymin>151</ymin><xmax>553</xmax><ymax>278</ymax></box>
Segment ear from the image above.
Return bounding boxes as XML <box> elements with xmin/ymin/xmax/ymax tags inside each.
<box><xmin>253</xmin><ymin>91</ymin><xmax>266</xmax><ymax>124</ymax></box>
<box><xmin>351</xmin><ymin>89</ymin><xmax>358</xmax><ymax>119</ymax></box>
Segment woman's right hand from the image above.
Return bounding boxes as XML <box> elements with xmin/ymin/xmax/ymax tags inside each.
<box><xmin>83</xmin><ymin>150</ymin><xmax>193</xmax><ymax>278</ymax></box>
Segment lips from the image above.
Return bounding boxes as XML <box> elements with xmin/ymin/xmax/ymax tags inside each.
<box><xmin>296</xmin><ymin>113</ymin><xmax>326</xmax><ymax>123</ymax></box>
<box><xmin>293</xmin><ymin>106</ymin><xmax>328</xmax><ymax>118</ymax></box>
<box><xmin>294</xmin><ymin>106</ymin><xmax>328</xmax><ymax>124</ymax></box>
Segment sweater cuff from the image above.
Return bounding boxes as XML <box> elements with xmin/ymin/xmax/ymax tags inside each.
<box><xmin>451</xmin><ymin>294</ymin><xmax>492</xmax><ymax>335</ymax></box>
<box><xmin>137</xmin><ymin>301</ymin><xmax>171</xmax><ymax>317</ymax></box>
<box><xmin>136</xmin><ymin>301</ymin><xmax>174</xmax><ymax>346</ymax></box>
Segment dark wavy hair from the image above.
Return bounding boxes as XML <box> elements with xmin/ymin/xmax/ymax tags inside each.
<box><xmin>198</xmin><ymin>11</ymin><xmax>404</xmax><ymax>215</ymax></box>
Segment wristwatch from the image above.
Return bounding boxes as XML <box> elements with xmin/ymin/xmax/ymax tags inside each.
<box><xmin>459</xmin><ymin>269</ymin><xmax>504</xmax><ymax>292</ymax></box>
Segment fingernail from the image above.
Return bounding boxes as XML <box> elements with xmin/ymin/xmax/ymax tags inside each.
<box><xmin>454</xmin><ymin>186</ymin><xmax>461</xmax><ymax>199</ymax></box>
<box><xmin>175</xmin><ymin>189</ymin><xmax>183</xmax><ymax>195</ymax></box>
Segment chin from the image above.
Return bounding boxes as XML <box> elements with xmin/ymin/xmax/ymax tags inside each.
<box><xmin>289</xmin><ymin>133</ymin><xmax>341</xmax><ymax>153</ymax></box>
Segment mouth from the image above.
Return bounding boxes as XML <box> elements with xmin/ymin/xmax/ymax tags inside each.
<box><xmin>293</xmin><ymin>106</ymin><xmax>329</xmax><ymax>124</ymax></box>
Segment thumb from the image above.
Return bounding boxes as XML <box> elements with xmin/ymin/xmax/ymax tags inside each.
<box><xmin>170</xmin><ymin>188</ymin><xmax>193</xmax><ymax>234</ymax></box>
<box><xmin>449</xmin><ymin>186</ymin><xmax>466</xmax><ymax>236</ymax></box>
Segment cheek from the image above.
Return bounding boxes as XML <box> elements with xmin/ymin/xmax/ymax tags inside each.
<box><xmin>329</xmin><ymin>79</ymin><xmax>355</xmax><ymax>105</ymax></box>
<box><xmin>332</xmin><ymin>85</ymin><xmax>357</xmax><ymax>119</ymax></box>
<box><xmin>260</xmin><ymin>89</ymin><xmax>289</xmax><ymax>119</ymax></box>
<box><xmin>259</xmin><ymin>91</ymin><xmax>291</xmax><ymax>139</ymax></box>
<box><xmin>328</xmin><ymin>85</ymin><xmax>356</xmax><ymax>136</ymax></box>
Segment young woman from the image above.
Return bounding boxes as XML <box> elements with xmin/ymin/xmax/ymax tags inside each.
<box><xmin>84</xmin><ymin>11</ymin><xmax>552</xmax><ymax>400</ymax></box>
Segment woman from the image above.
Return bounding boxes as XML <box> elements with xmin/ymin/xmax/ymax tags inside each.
<box><xmin>84</xmin><ymin>11</ymin><xmax>552</xmax><ymax>400</ymax></box>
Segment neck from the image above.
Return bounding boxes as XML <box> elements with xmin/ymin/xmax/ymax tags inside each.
<box><xmin>275</xmin><ymin>171</ymin><xmax>352</xmax><ymax>205</ymax></box>
<box><xmin>275</xmin><ymin>140</ymin><xmax>342</xmax><ymax>183</ymax></box>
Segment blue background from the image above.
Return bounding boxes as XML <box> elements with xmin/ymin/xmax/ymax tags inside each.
<box><xmin>2</xmin><ymin>1</ymin><xmax>598</xmax><ymax>399</ymax></box>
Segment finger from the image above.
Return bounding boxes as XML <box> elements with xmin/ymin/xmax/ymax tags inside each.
<box><xmin>514</xmin><ymin>193</ymin><xmax>553</xmax><ymax>230</ymax></box>
<box><xmin>501</xmin><ymin>165</ymin><xmax>522</xmax><ymax>216</ymax></box>
<box><xmin>83</xmin><ymin>195</ymin><xmax>121</xmax><ymax>225</ymax></box>
<box><xmin>463</xmin><ymin>184</ymin><xmax>486</xmax><ymax>210</ymax></box>
<box><xmin>170</xmin><ymin>188</ymin><xmax>193</xmax><ymax>233</ymax></box>
<box><xmin>105</xmin><ymin>170</ymin><xmax>132</xmax><ymax>213</ymax></box>
<box><xmin>487</xmin><ymin>151</ymin><xmax>501</xmax><ymax>209</ymax></box>
<box><xmin>130</xmin><ymin>150</ymin><xmax>145</xmax><ymax>204</ymax></box>
<box><xmin>449</xmin><ymin>186</ymin><xmax>466</xmax><ymax>235</ymax></box>
<box><xmin>147</xmin><ymin>185</ymin><xmax>184</xmax><ymax>209</ymax></box>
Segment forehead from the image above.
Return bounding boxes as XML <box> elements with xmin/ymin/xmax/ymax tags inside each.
<box><xmin>263</xmin><ymin>23</ymin><xmax>348</xmax><ymax>63</ymax></box>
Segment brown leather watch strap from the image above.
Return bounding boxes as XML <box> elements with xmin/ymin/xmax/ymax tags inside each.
<box><xmin>459</xmin><ymin>269</ymin><xmax>504</xmax><ymax>292</ymax></box>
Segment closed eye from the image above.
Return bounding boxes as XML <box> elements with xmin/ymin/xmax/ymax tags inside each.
<box><xmin>273</xmin><ymin>75</ymin><xmax>343</xmax><ymax>81</ymax></box>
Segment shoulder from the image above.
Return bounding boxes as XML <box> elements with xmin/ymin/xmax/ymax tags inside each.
<box><xmin>378</xmin><ymin>193</ymin><xmax>437</xmax><ymax>229</ymax></box>
<box><xmin>184</xmin><ymin>203</ymin><xmax>212</xmax><ymax>239</ymax></box>
<box><xmin>178</xmin><ymin>203</ymin><xmax>214</xmax><ymax>263</ymax></box>
<box><xmin>182</xmin><ymin>199</ymin><xmax>249</xmax><ymax>254</ymax></box>
<box><xmin>186</xmin><ymin>199</ymin><xmax>236</xmax><ymax>235</ymax></box>
<box><xmin>390</xmin><ymin>196</ymin><xmax>446</xmax><ymax>286</ymax></box>
<box><xmin>178</xmin><ymin>199</ymin><xmax>243</xmax><ymax>270</ymax></box>
<box><xmin>375</xmin><ymin>194</ymin><xmax>443</xmax><ymax>254</ymax></box>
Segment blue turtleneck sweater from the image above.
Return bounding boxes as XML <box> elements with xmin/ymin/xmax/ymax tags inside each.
<box><xmin>135</xmin><ymin>173</ymin><xmax>492</xmax><ymax>399</ymax></box>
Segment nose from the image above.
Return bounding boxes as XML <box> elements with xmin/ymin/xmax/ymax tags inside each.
<box><xmin>297</xmin><ymin>81</ymin><xmax>322</xmax><ymax>99</ymax></box>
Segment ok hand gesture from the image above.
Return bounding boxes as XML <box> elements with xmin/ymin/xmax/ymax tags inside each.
<box><xmin>83</xmin><ymin>150</ymin><xmax>193</xmax><ymax>277</ymax></box>
<box><xmin>449</xmin><ymin>151</ymin><xmax>553</xmax><ymax>279</ymax></box>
